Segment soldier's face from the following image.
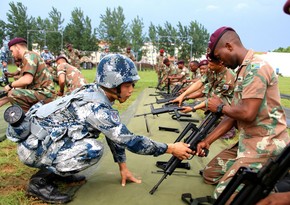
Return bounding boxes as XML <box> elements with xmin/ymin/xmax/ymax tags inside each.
<box><xmin>118</xmin><ymin>82</ymin><xmax>135</xmax><ymax>103</ymax></box>
<box><xmin>10</xmin><ymin>45</ymin><xmax>21</xmax><ymax>60</ymax></box>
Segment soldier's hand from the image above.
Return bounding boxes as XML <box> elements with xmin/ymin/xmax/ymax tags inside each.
<box><xmin>171</xmin><ymin>95</ymin><xmax>184</xmax><ymax>107</ymax></box>
<box><xmin>207</xmin><ymin>94</ymin><xmax>223</xmax><ymax>112</ymax></box>
<box><xmin>167</xmin><ymin>142</ymin><xmax>193</xmax><ymax>160</ymax></box>
<box><xmin>181</xmin><ymin>106</ymin><xmax>194</xmax><ymax>113</ymax></box>
<box><xmin>57</xmin><ymin>91</ymin><xmax>64</xmax><ymax>96</ymax></box>
<box><xmin>118</xmin><ymin>162</ymin><xmax>142</xmax><ymax>187</ymax></box>
<box><xmin>194</xmin><ymin>141</ymin><xmax>210</xmax><ymax>157</ymax></box>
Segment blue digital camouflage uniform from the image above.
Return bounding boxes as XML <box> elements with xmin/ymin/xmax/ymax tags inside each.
<box><xmin>41</xmin><ymin>51</ymin><xmax>54</xmax><ymax>62</ymax></box>
<box><xmin>6</xmin><ymin>84</ymin><xmax>167</xmax><ymax>175</ymax></box>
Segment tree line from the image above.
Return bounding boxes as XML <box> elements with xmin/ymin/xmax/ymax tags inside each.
<box><xmin>0</xmin><ymin>2</ymin><xmax>210</xmax><ymax>62</ymax></box>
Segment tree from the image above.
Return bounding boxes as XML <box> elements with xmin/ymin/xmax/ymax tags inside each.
<box><xmin>0</xmin><ymin>19</ymin><xmax>7</xmax><ymax>45</ymax></box>
<box><xmin>63</xmin><ymin>8</ymin><xmax>98</xmax><ymax>52</ymax></box>
<box><xmin>188</xmin><ymin>21</ymin><xmax>209</xmax><ymax>59</ymax></box>
<box><xmin>273</xmin><ymin>46</ymin><xmax>290</xmax><ymax>53</ymax></box>
<box><xmin>129</xmin><ymin>16</ymin><xmax>146</xmax><ymax>61</ymax></box>
<box><xmin>97</xmin><ymin>6</ymin><xmax>128</xmax><ymax>52</ymax></box>
<box><xmin>6</xmin><ymin>2</ymin><xmax>34</xmax><ymax>42</ymax></box>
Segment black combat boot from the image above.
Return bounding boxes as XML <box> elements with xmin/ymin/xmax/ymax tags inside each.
<box><xmin>51</xmin><ymin>173</ymin><xmax>86</xmax><ymax>184</ymax></box>
<box><xmin>27</xmin><ymin>169</ymin><xmax>72</xmax><ymax>204</ymax></box>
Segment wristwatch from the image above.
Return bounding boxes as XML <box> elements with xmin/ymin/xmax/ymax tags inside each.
<box><xmin>8</xmin><ymin>83</ymin><xmax>13</xmax><ymax>90</ymax></box>
<box><xmin>217</xmin><ymin>103</ymin><xmax>225</xmax><ymax>113</ymax></box>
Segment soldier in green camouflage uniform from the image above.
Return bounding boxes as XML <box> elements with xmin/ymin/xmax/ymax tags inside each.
<box><xmin>160</xmin><ymin>58</ymin><xmax>176</xmax><ymax>86</ymax></box>
<box><xmin>55</xmin><ymin>55</ymin><xmax>87</xmax><ymax>96</ymax></box>
<box><xmin>0</xmin><ymin>37</ymin><xmax>56</xmax><ymax>112</ymax></box>
<box><xmin>66</xmin><ymin>43</ymin><xmax>81</xmax><ymax>70</ymax></box>
<box><xmin>124</xmin><ymin>47</ymin><xmax>136</xmax><ymax>61</ymax></box>
<box><xmin>196</xmin><ymin>27</ymin><xmax>290</xmax><ymax>199</ymax></box>
<box><xmin>155</xmin><ymin>49</ymin><xmax>166</xmax><ymax>81</ymax></box>
<box><xmin>179</xmin><ymin>60</ymin><xmax>236</xmax><ymax>112</ymax></box>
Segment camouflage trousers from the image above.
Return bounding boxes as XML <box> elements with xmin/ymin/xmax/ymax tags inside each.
<box><xmin>202</xmin><ymin>144</ymin><xmax>269</xmax><ymax>199</ymax></box>
<box><xmin>7</xmin><ymin>88</ymin><xmax>56</xmax><ymax>112</ymax></box>
<box><xmin>18</xmin><ymin>136</ymin><xmax>104</xmax><ymax>176</ymax></box>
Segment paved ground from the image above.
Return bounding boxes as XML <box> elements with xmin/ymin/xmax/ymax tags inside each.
<box><xmin>69</xmin><ymin>88</ymin><xmax>227</xmax><ymax>205</ymax></box>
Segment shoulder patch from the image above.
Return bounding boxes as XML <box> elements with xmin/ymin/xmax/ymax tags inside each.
<box><xmin>222</xmin><ymin>84</ymin><xmax>230</xmax><ymax>90</ymax></box>
<box><xmin>251</xmin><ymin>63</ymin><xmax>260</xmax><ymax>69</ymax></box>
<box><xmin>110</xmin><ymin>110</ymin><xmax>120</xmax><ymax>124</ymax></box>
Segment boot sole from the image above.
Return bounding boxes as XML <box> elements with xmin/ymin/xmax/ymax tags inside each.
<box><xmin>26</xmin><ymin>190</ymin><xmax>72</xmax><ymax>204</ymax></box>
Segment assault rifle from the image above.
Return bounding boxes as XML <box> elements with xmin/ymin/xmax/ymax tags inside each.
<box><xmin>213</xmin><ymin>144</ymin><xmax>290</xmax><ymax>205</ymax></box>
<box><xmin>149</xmin><ymin>106</ymin><xmax>223</xmax><ymax>195</ymax></box>
<box><xmin>0</xmin><ymin>90</ymin><xmax>7</xmax><ymax>98</ymax></box>
<box><xmin>134</xmin><ymin>102</ymin><xmax>188</xmax><ymax>133</ymax></box>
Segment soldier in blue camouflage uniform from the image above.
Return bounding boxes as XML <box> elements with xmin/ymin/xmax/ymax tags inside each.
<box><xmin>5</xmin><ymin>54</ymin><xmax>193</xmax><ymax>204</ymax></box>
<box><xmin>40</xmin><ymin>46</ymin><xmax>54</xmax><ymax>65</ymax></box>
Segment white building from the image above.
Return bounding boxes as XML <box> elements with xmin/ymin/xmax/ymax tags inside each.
<box><xmin>258</xmin><ymin>52</ymin><xmax>290</xmax><ymax>77</ymax></box>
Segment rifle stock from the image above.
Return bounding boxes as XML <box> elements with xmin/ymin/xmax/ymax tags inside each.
<box><xmin>149</xmin><ymin>109</ymin><xmax>223</xmax><ymax>195</ymax></box>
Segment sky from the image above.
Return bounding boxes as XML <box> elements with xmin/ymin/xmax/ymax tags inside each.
<box><xmin>0</xmin><ymin>0</ymin><xmax>289</xmax><ymax>52</ymax></box>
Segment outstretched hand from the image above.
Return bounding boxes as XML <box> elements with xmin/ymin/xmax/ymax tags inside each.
<box><xmin>118</xmin><ymin>162</ymin><xmax>142</xmax><ymax>187</ymax></box>
<box><xmin>171</xmin><ymin>95</ymin><xmax>184</xmax><ymax>107</ymax></box>
<box><xmin>167</xmin><ymin>142</ymin><xmax>193</xmax><ymax>160</ymax></box>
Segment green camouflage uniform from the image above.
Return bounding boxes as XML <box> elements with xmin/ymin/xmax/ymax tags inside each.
<box><xmin>203</xmin><ymin>50</ymin><xmax>290</xmax><ymax>199</ymax></box>
<box><xmin>7</xmin><ymin>51</ymin><xmax>56</xmax><ymax>112</ymax></box>
<box><xmin>156</xmin><ymin>55</ymin><xmax>165</xmax><ymax>78</ymax></box>
<box><xmin>162</xmin><ymin>62</ymin><xmax>176</xmax><ymax>84</ymax></box>
<box><xmin>67</xmin><ymin>48</ymin><xmax>81</xmax><ymax>69</ymax></box>
<box><xmin>203</xmin><ymin>67</ymin><xmax>236</xmax><ymax>106</ymax></box>
<box><xmin>124</xmin><ymin>52</ymin><xmax>136</xmax><ymax>61</ymax></box>
<box><xmin>57</xmin><ymin>62</ymin><xmax>87</xmax><ymax>94</ymax></box>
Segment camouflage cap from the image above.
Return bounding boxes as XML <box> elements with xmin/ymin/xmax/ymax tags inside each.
<box><xmin>284</xmin><ymin>0</ymin><xmax>290</xmax><ymax>14</ymax></box>
<box><xmin>8</xmin><ymin>37</ymin><xmax>27</xmax><ymax>48</ymax></box>
<box><xmin>206</xmin><ymin>26</ymin><xmax>235</xmax><ymax>61</ymax></box>
<box><xmin>198</xmin><ymin>59</ymin><xmax>208</xmax><ymax>67</ymax></box>
<box><xmin>43</xmin><ymin>46</ymin><xmax>48</xmax><ymax>50</ymax></box>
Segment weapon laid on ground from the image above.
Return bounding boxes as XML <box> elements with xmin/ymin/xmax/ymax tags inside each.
<box><xmin>144</xmin><ymin>96</ymin><xmax>178</xmax><ymax>106</ymax></box>
<box><xmin>213</xmin><ymin>143</ymin><xmax>290</xmax><ymax>205</ymax></box>
<box><xmin>134</xmin><ymin>102</ymin><xmax>186</xmax><ymax>133</ymax></box>
<box><xmin>149</xmin><ymin>106</ymin><xmax>223</xmax><ymax>195</ymax></box>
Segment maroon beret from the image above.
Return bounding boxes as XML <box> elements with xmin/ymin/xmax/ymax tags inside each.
<box><xmin>284</xmin><ymin>0</ymin><xmax>290</xmax><ymax>14</ymax></box>
<box><xmin>177</xmin><ymin>60</ymin><xmax>185</xmax><ymax>65</ymax></box>
<box><xmin>160</xmin><ymin>49</ymin><xmax>164</xmax><ymax>53</ymax></box>
<box><xmin>198</xmin><ymin>59</ymin><xmax>208</xmax><ymax>67</ymax></box>
<box><xmin>8</xmin><ymin>37</ymin><xmax>27</xmax><ymax>48</ymax></box>
<box><xmin>206</xmin><ymin>27</ymin><xmax>235</xmax><ymax>61</ymax></box>
<box><xmin>55</xmin><ymin>55</ymin><xmax>69</xmax><ymax>63</ymax></box>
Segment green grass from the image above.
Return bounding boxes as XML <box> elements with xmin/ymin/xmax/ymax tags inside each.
<box><xmin>0</xmin><ymin>66</ymin><xmax>289</xmax><ymax>205</ymax></box>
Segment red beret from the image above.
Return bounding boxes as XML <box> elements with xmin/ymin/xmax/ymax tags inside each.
<box><xmin>160</xmin><ymin>49</ymin><xmax>164</xmax><ymax>53</ymax></box>
<box><xmin>206</xmin><ymin>27</ymin><xmax>235</xmax><ymax>61</ymax></box>
<box><xmin>55</xmin><ymin>55</ymin><xmax>69</xmax><ymax>63</ymax></box>
<box><xmin>284</xmin><ymin>0</ymin><xmax>290</xmax><ymax>14</ymax></box>
<box><xmin>198</xmin><ymin>59</ymin><xmax>208</xmax><ymax>67</ymax></box>
<box><xmin>177</xmin><ymin>60</ymin><xmax>185</xmax><ymax>65</ymax></box>
<box><xmin>8</xmin><ymin>37</ymin><xmax>27</xmax><ymax>48</ymax></box>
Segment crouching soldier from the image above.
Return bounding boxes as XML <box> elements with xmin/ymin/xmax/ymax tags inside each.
<box><xmin>5</xmin><ymin>54</ymin><xmax>193</xmax><ymax>204</ymax></box>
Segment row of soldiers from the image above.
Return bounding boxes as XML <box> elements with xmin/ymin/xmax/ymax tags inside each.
<box><xmin>0</xmin><ymin>37</ymin><xmax>87</xmax><ymax>113</ymax></box>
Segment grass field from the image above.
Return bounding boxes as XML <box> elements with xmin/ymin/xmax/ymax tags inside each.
<box><xmin>0</xmin><ymin>65</ymin><xmax>289</xmax><ymax>205</ymax></box>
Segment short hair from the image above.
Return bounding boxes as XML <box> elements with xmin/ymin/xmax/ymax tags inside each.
<box><xmin>163</xmin><ymin>58</ymin><xmax>170</xmax><ymax>64</ymax></box>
